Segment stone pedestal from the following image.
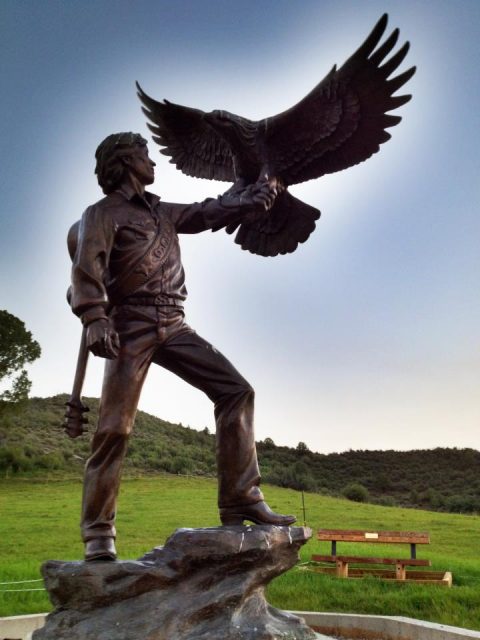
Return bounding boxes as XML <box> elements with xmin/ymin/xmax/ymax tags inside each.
<box><xmin>33</xmin><ymin>525</ymin><xmax>316</xmax><ymax>640</ymax></box>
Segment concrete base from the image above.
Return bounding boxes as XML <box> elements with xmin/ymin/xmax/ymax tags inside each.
<box><xmin>0</xmin><ymin>614</ymin><xmax>46</xmax><ymax>640</ymax></box>
<box><xmin>293</xmin><ymin>612</ymin><xmax>480</xmax><ymax>640</ymax></box>
<box><xmin>2</xmin><ymin>612</ymin><xmax>480</xmax><ymax>640</ymax></box>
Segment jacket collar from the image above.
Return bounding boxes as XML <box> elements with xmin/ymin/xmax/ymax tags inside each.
<box><xmin>115</xmin><ymin>184</ymin><xmax>161</xmax><ymax>208</ymax></box>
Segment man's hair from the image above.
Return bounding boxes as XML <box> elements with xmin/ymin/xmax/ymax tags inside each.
<box><xmin>95</xmin><ymin>132</ymin><xmax>148</xmax><ymax>194</ymax></box>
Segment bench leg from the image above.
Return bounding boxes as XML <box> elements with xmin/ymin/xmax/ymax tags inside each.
<box><xmin>395</xmin><ymin>563</ymin><xmax>406</xmax><ymax>580</ymax></box>
<box><xmin>336</xmin><ymin>560</ymin><xmax>349</xmax><ymax>578</ymax></box>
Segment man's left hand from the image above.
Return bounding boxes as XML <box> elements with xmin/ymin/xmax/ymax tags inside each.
<box><xmin>248</xmin><ymin>177</ymin><xmax>285</xmax><ymax>211</ymax></box>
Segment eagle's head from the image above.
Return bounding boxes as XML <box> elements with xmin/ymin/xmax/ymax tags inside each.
<box><xmin>204</xmin><ymin>109</ymin><xmax>236</xmax><ymax>127</ymax></box>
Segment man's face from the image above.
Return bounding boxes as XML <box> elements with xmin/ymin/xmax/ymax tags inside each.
<box><xmin>125</xmin><ymin>144</ymin><xmax>156</xmax><ymax>185</ymax></box>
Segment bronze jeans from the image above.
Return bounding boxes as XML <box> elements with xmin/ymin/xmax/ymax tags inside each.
<box><xmin>81</xmin><ymin>304</ymin><xmax>263</xmax><ymax>541</ymax></box>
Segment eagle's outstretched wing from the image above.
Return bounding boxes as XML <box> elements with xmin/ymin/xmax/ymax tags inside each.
<box><xmin>266</xmin><ymin>14</ymin><xmax>416</xmax><ymax>185</ymax></box>
<box><xmin>137</xmin><ymin>15</ymin><xmax>414</xmax><ymax>257</ymax></box>
<box><xmin>136</xmin><ymin>83</ymin><xmax>235</xmax><ymax>182</ymax></box>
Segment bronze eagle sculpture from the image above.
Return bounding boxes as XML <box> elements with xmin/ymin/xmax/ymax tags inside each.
<box><xmin>137</xmin><ymin>14</ymin><xmax>415</xmax><ymax>257</ymax></box>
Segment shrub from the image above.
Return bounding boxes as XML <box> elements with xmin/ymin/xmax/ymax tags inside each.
<box><xmin>36</xmin><ymin>452</ymin><xmax>64</xmax><ymax>470</ymax></box>
<box><xmin>0</xmin><ymin>446</ymin><xmax>32</xmax><ymax>472</ymax></box>
<box><xmin>445</xmin><ymin>494</ymin><xmax>479</xmax><ymax>514</ymax></box>
<box><xmin>343</xmin><ymin>482</ymin><xmax>369</xmax><ymax>503</ymax></box>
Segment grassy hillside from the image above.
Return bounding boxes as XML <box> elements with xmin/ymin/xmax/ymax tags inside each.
<box><xmin>1</xmin><ymin>395</ymin><xmax>480</xmax><ymax>513</ymax></box>
<box><xmin>0</xmin><ymin>475</ymin><xmax>479</xmax><ymax>630</ymax></box>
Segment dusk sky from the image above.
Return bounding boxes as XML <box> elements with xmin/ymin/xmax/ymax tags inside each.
<box><xmin>1</xmin><ymin>0</ymin><xmax>479</xmax><ymax>454</ymax></box>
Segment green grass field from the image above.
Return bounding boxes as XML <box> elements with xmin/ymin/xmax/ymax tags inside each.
<box><xmin>1</xmin><ymin>474</ymin><xmax>479</xmax><ymax>630</ymax></box>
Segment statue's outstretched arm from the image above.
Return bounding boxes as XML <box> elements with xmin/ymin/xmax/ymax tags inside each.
<box><xmin>168</xmin><ymin>179</ymin><xmax>281</xmax><ymax>234</ymax></box>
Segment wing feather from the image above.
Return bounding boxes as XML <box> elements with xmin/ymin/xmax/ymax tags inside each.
<box><xmin>379</xmin><ymin>42</ymin><xmax>410</xmax><ymax>77</ymax></box>
<box><xmin>369</xmin><ymin>29</ymin><xmax>399</xmax><ymax>65</ymax></box>
<box><xmin>136</xmin><ymin>83</ymin><xmax>235</xmax><ymax>182</ymax></box>
<box><xmin>387</xmin><ymin>66</ymin><xmax>416</xmax><ymax>94</ymax></box>
<box><xmin>265</xmin><ymin>14</ymin><xmax>416</xmax><ymax>185</ymax></box>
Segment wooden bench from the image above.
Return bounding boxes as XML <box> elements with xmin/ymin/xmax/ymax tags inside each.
<box><xmin>311</xmin><ymin>529</ymin><xmax>431</xmax><ymax>581</ymax></box>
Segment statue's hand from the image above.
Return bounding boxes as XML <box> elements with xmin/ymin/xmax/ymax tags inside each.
<box><xmin>219</xmin><ymin>177</ymin><xmax>284</xmax><ymax>222</ymax></box>
<box><xmin>86</xmin><ymin>318</ymin><xmax>120</xmax><ymax>359</ymax></box>
<box><xmin>249</xmin><ymin>177</ymin><xmax>284</xmax><ymax>212</ymax></box>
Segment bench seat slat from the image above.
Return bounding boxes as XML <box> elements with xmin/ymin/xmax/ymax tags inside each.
<box><xmin>311</xmin><ymin>554</ymin><xmax>431</xmax><ymax>567</ymax></box>
<box><xmin>317</xmin><ymin>529</ymin><xmax>430</xmax><ymax>544</ymax></box>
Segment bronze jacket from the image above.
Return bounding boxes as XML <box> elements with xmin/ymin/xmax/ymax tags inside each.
<box><xmin>70</xmin><ymin>185</ymin><xmax>253</xmax><ymax>326</ymax></box>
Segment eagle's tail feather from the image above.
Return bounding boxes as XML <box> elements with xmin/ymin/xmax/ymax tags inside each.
<box><xmin>229</xmin><ymin>190</ymin><xmax>320</xmax><ymax>257</ymax></box>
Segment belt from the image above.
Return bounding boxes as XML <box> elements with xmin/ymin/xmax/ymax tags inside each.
<box><xmin>120</xmin><ymin>295</ymin><xmax>184</xmax><ymax>308</ymax></box>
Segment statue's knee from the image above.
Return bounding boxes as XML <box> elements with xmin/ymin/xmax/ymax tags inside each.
<box><xmin>96</xmin><ymin>417</ymin><xmax>133</xmax><ymax>438</ymax></box>
<box><xmin>227</xmin><ymin>380</ymin><xmax>255</xmax><ymax>402</ymax></box>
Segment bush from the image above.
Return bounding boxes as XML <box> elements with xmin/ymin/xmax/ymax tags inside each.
<box><xmin>421</xmin><ymin>488</ymin><xmax>444</xmax><ymax>510</ymax></box>
<box><xmin>265</xmin><ymin>462</ymin><xmax>318</xmax><ymax>493</ymax></box>
<box><xmin>343</xmin><ymin>482</ymin><xmax>369</xmax><ymax>503</ymax></box>
<box><xmin>168</xmin><ymin>455</ymin><xmax>195</xmax><ymax>475</ymax></box>
<box><xmin>35</xmin><ymin>452</ymin><xmax>65</xmax><ymax>470</ymax></box>
<box><xmin>445</xmin><ymin>494</ymin><xmax>479</xmax><ymax>514</ymax></box>
<box><xmin>0</xmin><ymin>446</ymin><xmax>33</xmax><ymax>472</ymax></box>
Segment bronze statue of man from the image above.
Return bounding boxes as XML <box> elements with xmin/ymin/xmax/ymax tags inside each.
<box><xmin>68</xmin><ymin>132</ymin><xmax>295</xmax><ymax>561</ymax></box>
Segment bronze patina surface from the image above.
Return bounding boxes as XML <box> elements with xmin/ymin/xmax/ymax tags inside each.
<box><xmin>64</xmin><ymin>13</ymin><xmax>415</xmax><ymax>563</ymax></box>
<box><xmin>66</xmin><ymin>133</ymin><xmax>293</xmax><ymax>560</ymax></box>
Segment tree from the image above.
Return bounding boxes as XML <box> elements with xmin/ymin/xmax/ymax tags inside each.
<box><xmin>0</xmin><ymin>310</ymin><xmax>41</xmax><ymax>404</ymax></box>
<box><xmin>263</xmin><ymin>437</ymin><xmax>275</xmax><ymax>447</ymax></box>
<box><xmin>296</xmin><ymin>441</ymin><xmax>310</xmax><ymax>453</ymax></box>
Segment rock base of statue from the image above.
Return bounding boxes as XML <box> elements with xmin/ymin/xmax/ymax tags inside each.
<box><xmin>33</xmin><ymin>525</ymin><xmax>317</xmax><ymax>640</ymax></box>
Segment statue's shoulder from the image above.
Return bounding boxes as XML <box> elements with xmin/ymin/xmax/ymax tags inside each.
<box><xmin>80</xmin><ymin>194</ymin><xmax>121</xmax><ymax>225</ymax></box>
<box><xmin>86</xmin><ymin>193</ymin><xmax>116</xmax><ymax>214</ymax></box>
